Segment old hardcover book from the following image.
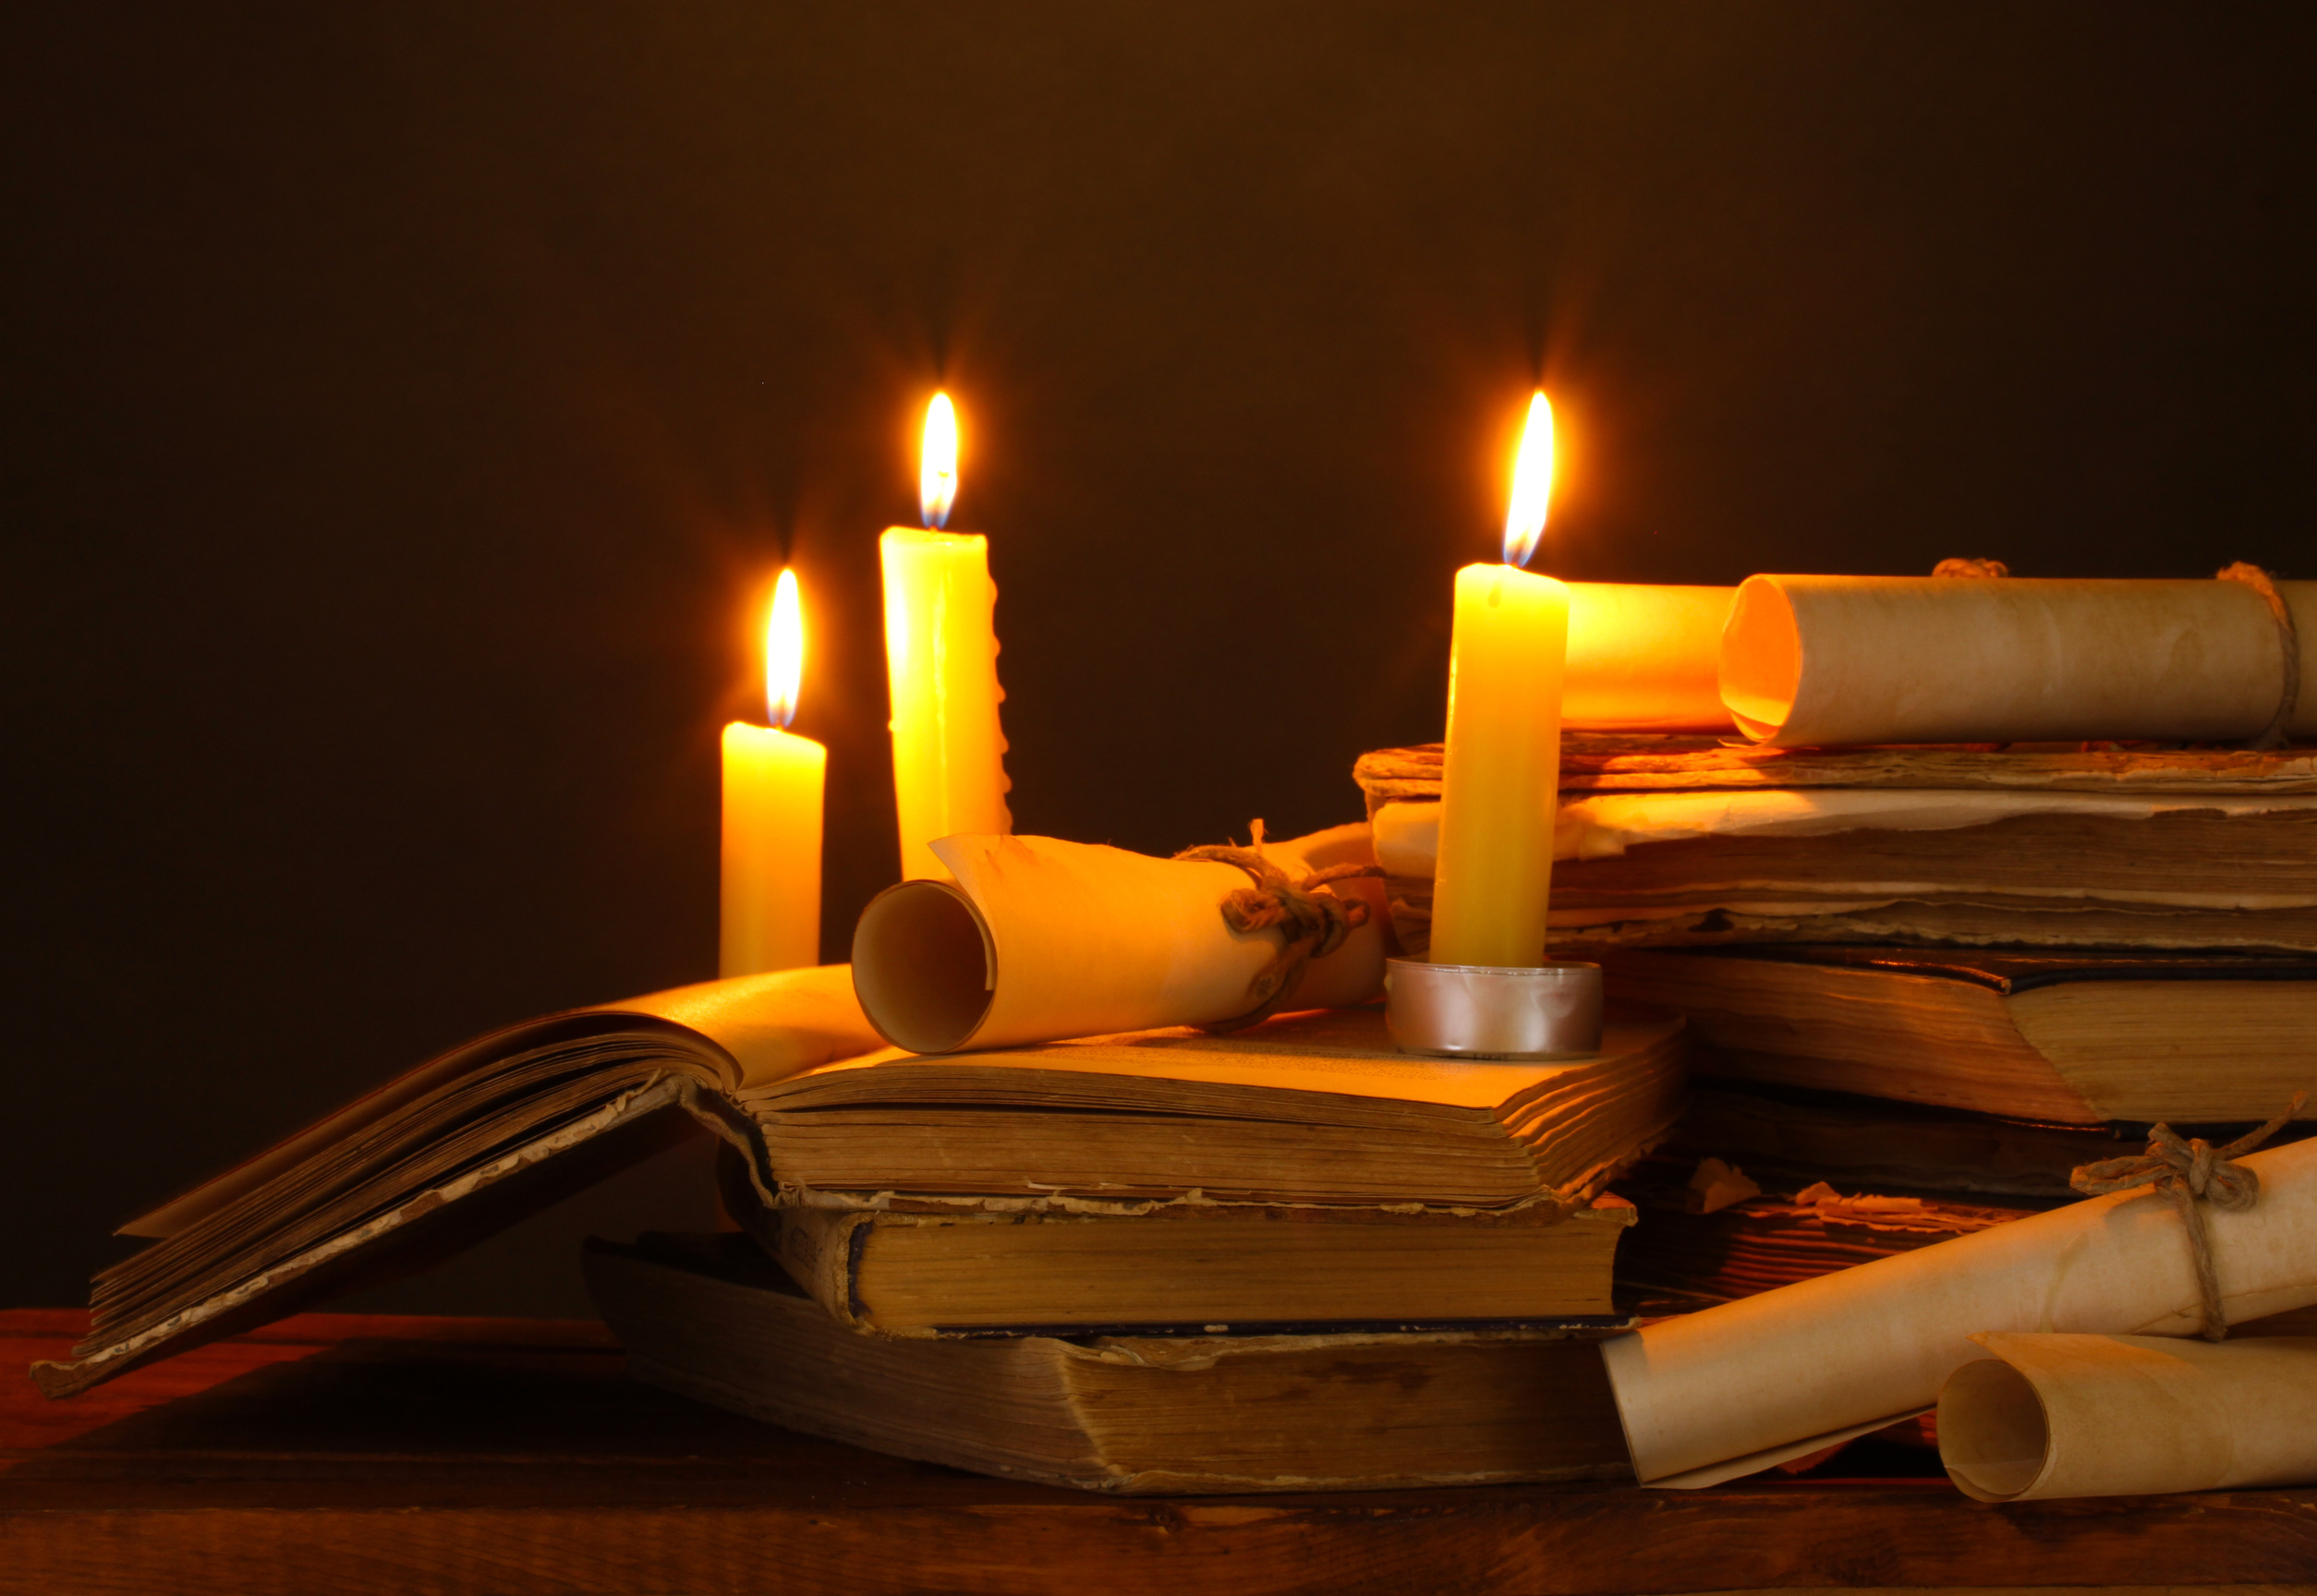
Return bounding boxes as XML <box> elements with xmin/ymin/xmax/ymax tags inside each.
<box><xmin>1357</xmin><ymin>737</ymin><xmax>2317</xmax><ymax>957</ymax></box>
<box><xmin>742</xmin><ymin>1191</ymin><xmax>1636</xmax><ymax>1337</ymax></box>
<box><xmin>584</xmin><ymin>1232</ymin><xmax>1632</xmax><ymax>1494</ymax></box>
<box><xmin>1621</xmin><ymin>1075</ymin><xmax>2317</xmax><ymax>1312</ymax></box>
<box><xmin>1602</xmin><ymin>946</ymin><xmax>2317</xmax><ymax>1124</ymax></box>
<box><xmin>1614</xmin><ymin>1161</ymin><xmax>2317</xmax><ymax>1328</ymax></box>
<box><xmin>1613</xmin><ymin>1155</ymin><xmax>2052</xmax><ymax>1308</ymax></box>
<box><xmin>35</xmin><ymin>972</ymin><xmax>1682</xmax><ymax>1398</ymax></box>
<box><xmin>744</xmin><ymin>1004</ymin><xmax>1685</xmax><ymax>1209</ymax></box>
<box><xmin>1661</xmin><ymin>1084</ymin><xmax>2153</xmax><ymax>1199</ymax></box>
<box><xmin>1354</xmin><ymin>736</ymin><xmax>2317</xmax><ymax>804</ymax></box>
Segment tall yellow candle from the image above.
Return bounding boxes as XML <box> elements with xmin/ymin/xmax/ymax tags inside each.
<box><xmin>1427</xmin><ymin>393</ymin><xmax>1569</xmax><ymax>969</ymax></box>
<box><xmin>880</xmin><ymin>392</ymin><xmax>1013</xmax><ymax>881</ymax></box>
<box><xmin>720</xmin><ymin>568</ymin><xmax>827</xmax><ymax>976</ymax></box>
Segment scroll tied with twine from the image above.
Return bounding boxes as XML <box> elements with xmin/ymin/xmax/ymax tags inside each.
<box><xmin>1932</xmin><ymin>557</ymin><xmax>2010</xmax><ymax>579</ymax></box>
<box><xmin>1603</xmin><ymin>1108</ymin><xmax>2317</xmax><ymax>1487</ymax></box>
<box><xmin>1178</xmin><ymin>819</ymin><xmax>1385</xmax><ymax>1031</ymax></box>
<box><xmin>850</xmin><ymin>828</ymin><xmax>1391</xmax><ymax>1055</ymax></box>
<box><xmin>2068</xmin><ymin>1093</ymin><xmax>2307</xmax><ymax>1340</ymax></box>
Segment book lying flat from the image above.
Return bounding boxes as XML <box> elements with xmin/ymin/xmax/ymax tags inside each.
<box><xmin>1359</xmin><ymin>738</ymin><xmax>2317</xmax><ymax>958</ymax></box>
<box><xmin>1614</xmin><ymin>1161</ymin><xmax>2317</xmax><ymax>1326</ymax></box>
<box><xmin>742</xmin><ymin>1186</ymin><xmax>1637</xmax><ymax>1337</ymax></box>
<box><xmin>584</xmin><ymin>1232</ymin><xmax>1633</xmax><ymax>1494</ymax></box>
<box><xmin>1662</xmin><ymin>1085</ymin><xmax>2153</xmax><ymax>1199</ymax></box>
<box><xmin>1613</xmin><ymin>1156</ymin><xmax>2049</xmax><ymax>1308</ymax></box>
<box><xmin>1355</xmin><ymin>736</ymin><xmax>2317</xmax><ymax>804</ymax></box>
<box><xmin>743</xmin><ymin>1004</ymin><xmax>1686</xmax><ymax>1209</ymax></box>
<box><xmin>35</xmin><ymin>971</ymin><xmax>1682</xmax><ymax>1398</ymax></box>
<box><xmin>1602</xmin><ymin>946</ymin><xmax>2317</xmax><ymax>1124</ymax></box>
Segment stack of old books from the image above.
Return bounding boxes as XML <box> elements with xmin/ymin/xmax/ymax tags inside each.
<box><xmin>578</xmin><ymin>1003</ymin><xmax>1686</xmax><ymax>1494</ymax></box>
<box><xmin>1359</xmin><ymin>734</ymin><xmax>2317</xmax><ymax>958</ymax></box>
<box><xmin>36</xmin><ymin>986</ymin><xmax>1688</xmax><ymax>1494</ymax></box>
<box><xmin>1354</xmin><ymin>733</ymin><xmax>2317</xmax><ymax>1310</ymax></box>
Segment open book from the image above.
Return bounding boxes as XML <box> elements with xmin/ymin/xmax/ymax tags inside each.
<box><xmin>33</xmin><ymin>966</ymin><xmax>883</xmax><ymax>1398</ymax></box>
<box><xmin>35</xmin><ymin>968</ymin><xmax>1684</xmax><ymax>1398</ymax></box>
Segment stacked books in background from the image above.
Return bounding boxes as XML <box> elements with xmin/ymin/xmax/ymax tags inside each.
<box><xmin>1607</xmin><ymin>946</ymin><xmax>2317</xmax><ymax>1309</ymax></box>
<box><xmin>1356</xmin><ymin>736</ymin><xmax>2317</xmax><ymax>1315</ymax></box>
<box><xmin>1358</xmin><ymin>735</ymin><xmax>2317</xmax><ymax>958</ymax></box>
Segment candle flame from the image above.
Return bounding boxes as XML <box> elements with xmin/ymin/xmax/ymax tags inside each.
<box><xmin>766</xmin><ymin>567</ymin><xmax>804</xmax><ymax>729</ymax></box>
<box><xmin>1503</xmin><ymin>390</ymin><xmax>1554</xmax><ymax>569</ymax></box>
<box><xmin>919</xmin><ymin>392</ymin><xmax>959</xmax><ymax>529</ymax></box>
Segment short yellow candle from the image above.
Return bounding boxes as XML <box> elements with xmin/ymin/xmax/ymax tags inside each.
<box><xmin>1427</xmin><ymin>393</ymin><xmax>1569</xmax><ymax>969</ymax></box>
<box><xmin>720</xmin><ymin>568</ymin><xmax>826</xmax><ymax>976</ymax></box>
<box><xmin>880</xmin><ymin>392</ymin><xmax>1013</xmax><ymax>881</ymax></box>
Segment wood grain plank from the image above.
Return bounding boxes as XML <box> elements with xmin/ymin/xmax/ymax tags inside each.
<box><xmin>5</xmin><ymin>1491</ymin><xmax>2316</xmax><ymax>1596</ymax></box>
<box><xmin>8</xmin><ymin>1309</ymin><xmax>2315</xmax><ymax>1596</ymax></box>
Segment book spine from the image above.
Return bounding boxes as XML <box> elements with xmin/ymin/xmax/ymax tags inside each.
<box><xmin>767</xmin><ymin>1207</ymin><xmax>871</xmax><ymax>1331</ymax></box>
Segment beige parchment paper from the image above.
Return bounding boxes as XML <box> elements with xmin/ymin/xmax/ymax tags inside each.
<box><xmin>1565</xmin><ymin>583</ymin><xmax>1735</xmax><ymax>732</ymax></box>
<box><xmin>611</xmin><ymin>962</ymin><xmax>892</xmax><ymax>1088</ymax></box>
<box><xmin>1603</xmin><ymin>1133</ymin><xmax>2317</xmax><ymax>1486</ymax></box>
<box><xmin>1370</xmin><ymin>785</ymin><xmax>2317</xmax><ymax>875</ymax></box>
<box><xmin>1718</xmin><ymin>574</ymin><xmax>2317</xmax><ymax>748</ymax></box>
<box><xmin>850</xmin><ymin>825</ymin><xmax>1389</xmax><ymax>1054</ymax></box>
<box><xmin>1938</xmin><ymin>1331</ymin><xmax>2317</xmax><ymax>1502</ymax></box>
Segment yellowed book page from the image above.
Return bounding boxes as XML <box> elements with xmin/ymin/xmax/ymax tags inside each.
<box><xmin>1360</xmin><ymin>738</ymin><xmax>2317</xmax><ymax>800</ymax></box>
<box><xmin>759</xmin><ymin>1006</ymin><xmax>1681</xmax><ymax>1117</ymax></box>
<box><xmin>606</xmin><ymin>962</ymin><xmax>895</xmax><ymax>1089</ymax></box>
<box><xmin>1564</xmin><ymin>583</ymin><xmax>1734</xmax><ymax>732</ymax></box>
<box><xmin>2010</xmin><ymin>981</ymin><xmax>2317</xmax><ymax>1123</ymax></box>
<box><xmin>1599</xmin><ymin>949</ymin><xmax>2099</xmax><ymax>1123</ymax></box>
<box><xmin>852</xmin><ymin>828</ymin><xmax>1389</xmax><ymax>1054</ymax></box>
<box><xmin>1718</xmin><ymin>574</ymin><xmax>2314</xmax><ymax>748</ymax></box>
<box><xmin>1940</xmin><ymin>1333</ymin><xmax>2317</xmax><ymax>1501</ymax></box>
<box><xmin>1374</xmin><ymin>789</ymin><xmax>2317</xmax><ymax>879</ymax></box>
<box><xmin>1603</xmin><ymin>1134</ymin><xmax>2317</xmax><ymax>1483</ymax></box>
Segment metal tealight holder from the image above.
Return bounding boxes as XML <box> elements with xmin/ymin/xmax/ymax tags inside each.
<box><xmin>1384</xmin><ymin>957</ymin><xmax>1603</xmax><ymax>1061</ymax></box>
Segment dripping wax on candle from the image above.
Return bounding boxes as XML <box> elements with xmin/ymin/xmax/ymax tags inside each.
<box><xmin>880</xmin><ymin>392</ymin><xmax>1013</xmax><ymax>882</ymax></box>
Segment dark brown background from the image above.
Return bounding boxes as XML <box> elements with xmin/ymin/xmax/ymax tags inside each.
<box><xmin>6</xmin><ymin>2</ymin><xmax>2311</xmax><ymax>1313</ymax></box>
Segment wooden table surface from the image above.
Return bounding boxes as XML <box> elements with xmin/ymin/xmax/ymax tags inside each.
<box><xmin>5</xmin><ymin>1308</ymin><xmax>2312</xmax><ymax>1596</ymax></box>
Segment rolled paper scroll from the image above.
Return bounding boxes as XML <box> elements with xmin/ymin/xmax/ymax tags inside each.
<box><xmin>851</xmin><ymin>825</ymin><xmax>1389</xmax><ymax>1054</ymax></box>
<box><xmin>1602</xmin><ymin>1133</ymin><xmax>2317</xmax><ymax>1487</ymax></box>
<box><xmin>1564</xmin><ymin>583</ymin><xmax>1735</xmax><ymax>732</ymax></box>
<box><xmin>1940</xmin><ymin>1333</ymin><xmax>2317</xmax><ymax>1502</ymax></box>
<box><xmin>1719</xmin><ymin>574</ymin><xmax>2317</xmax><ymax>748</ymax></box>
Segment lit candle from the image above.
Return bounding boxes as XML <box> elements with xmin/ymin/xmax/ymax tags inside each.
<box><xmin>720</xmin><ymin>568</ymin><xmax>827</xmax><ymax>976</ymax></box>
<box><xmin>880</xmin><ymin>392</ymin><xmax>1013</xmax><ymax>880</ymax></box>
<box><xmin>1426</xmin><ymin>393</ymin><xmax>1569</xmax><ymax>969</ymax></box>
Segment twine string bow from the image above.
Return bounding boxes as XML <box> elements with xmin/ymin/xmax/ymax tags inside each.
<box><xmin>1175</xmin><ymin>819</ymin><xmax>1384</xmax><ymax>1032</ymax></box>
<box><xmin>2068</xmin><ymin>1093</ymin><xmax>2306</xmax><ymax>1341</ymax></box>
